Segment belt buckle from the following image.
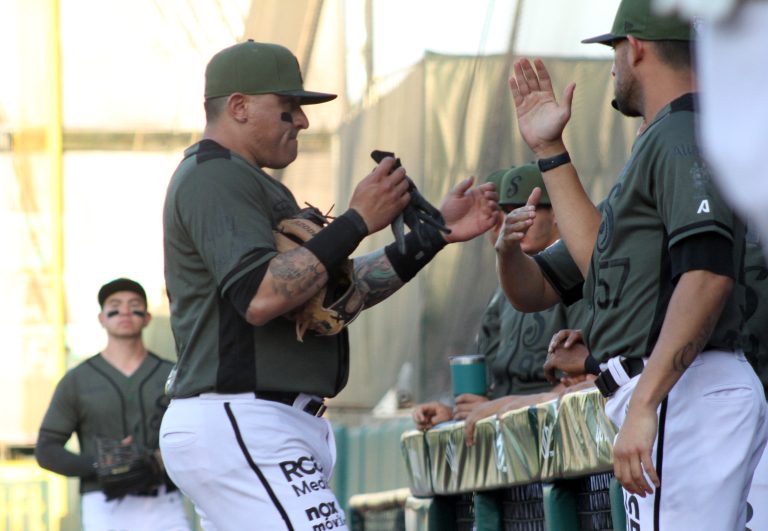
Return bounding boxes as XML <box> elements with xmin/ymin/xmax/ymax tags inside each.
<box><xmin>594</xmin><ymin>371</ymin><xmax>615</xmax><ymax>398</ymax></box>
<box><xmin>303</xmin><ymin>399</ymin><xmax>326</xmax><ymax>417</ymax></box>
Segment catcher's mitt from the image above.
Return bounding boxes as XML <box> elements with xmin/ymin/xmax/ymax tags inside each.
<box><xmin>95</xmin><ymin>438</ymin><xmax>164</xmax><ymax>500</ymax></box>
<box><xmin>273</xmin><ymin>206</ymin><xmax>365</xmax><ymax>341</ymax></box>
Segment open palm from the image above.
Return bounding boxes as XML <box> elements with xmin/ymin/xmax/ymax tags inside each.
<box><xmin>509</xmin><ymin>59</ymin><xmax>575</xmax><ymax>153</ymax></box>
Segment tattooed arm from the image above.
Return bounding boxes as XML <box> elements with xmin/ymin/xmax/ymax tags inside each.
<box><xmin>245</xmin><ymin>247</ymin><xmax>329</xmax><ymax>326</ymax></box>
<box><xmin>611</xmin><ymin>270</ymin><xmax>733</xmax><ymax>496</ymax></box>
<box><xmin>353</xmin><ymin>249</ymin><xmax>405</xmax><ymax>309</ymax></box>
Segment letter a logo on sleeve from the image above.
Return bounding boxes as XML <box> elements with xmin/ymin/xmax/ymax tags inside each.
<box><xmin>697</xmin><ymin>199</ymin><xmax>710</xmax><ymax>214</ymax></box>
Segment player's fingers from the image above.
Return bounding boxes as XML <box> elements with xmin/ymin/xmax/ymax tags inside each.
<box><xmin>520</xmin><ymin>59</ymin><xmax>541</xmax><ymax>92</ymax></box>
<box><xmin>543</xmin><ymin>358</ymin><xmax>558</xmax><ymax>385</ymax></box>
<box><xmin>526</xmin><ymin>187</ymin><xmax>542</xmax><ymax>208</ymax></box>
<box><xmin>626</xmin><ymin>452</ymin><xmax>651</xmax><ymax>496</ymax></box>
<box><xmin>509</xmin><ymin>77</ymin><xmax>523</xmax><ymax>107</ymax></box>
<box><xmin>562</xmin><ymin>82</ymin><xmax>576</xmax><ymax>112</ymax></box>
<box><xmin>533</xmin><ymin>59</ymin><xmax>552</xmax><ymax>94</ymax></box>
<box><xmin>513</xmin><ymin>61</ymin><xmax>531</xmax><ymax>97</ymax></box>
<box><xmin>549</xmin><ymin>329</ymin><xmax>566</xmax><ymax>352</ymax></box>
<box><xmin>641</xmin><ymin>450</ymin><xmax>660</xmax><ymax>489</ymax></box>
<box><xmin>564</xmin><ymin>330</ymin><xmax>579</xmax><ymax>348</ymax></box>
<box><xmin>464</xmin><ymin>419</ymin><xmax>476</xmax><ymax>447</ymax></box>
<box><xmin>614</xmin><ymin>452</ymin><xmax>642</xmax><ymax>496</ymax></box>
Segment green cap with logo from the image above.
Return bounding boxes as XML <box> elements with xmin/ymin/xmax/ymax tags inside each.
<box><xmin>582</xmin><ymin>0</ymin><xmax>691</xmax><ymax>45</ymax></box>
<box><xmin>498</xmin><ymin>164</ymin><xmax>550</xmax><ymax>207</ymax></box>
<box><xmin>205</xmin><ymin>40</ymin><xmax>337</xmax><ymax>104</ymax></box>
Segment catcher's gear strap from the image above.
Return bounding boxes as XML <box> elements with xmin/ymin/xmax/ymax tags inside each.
<box><xmin>384</xmin><ymin>227</ymin><xmax>447</xmax><ymax>282</ymax></box>
<box><xmin>302</xmin><ymin>209</ymin><xmax>368</xmax><ymax>273</ymax></box>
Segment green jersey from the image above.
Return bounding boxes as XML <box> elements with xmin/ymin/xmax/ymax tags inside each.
<box><xmin>38</xmin><ymin>353</ymin><xmax>172</xmax><ymax>493</ymax></box>
<box><xmin>163</xmin><ymin>140</ymin><xmax>349</xmax><ymax>398</ymax></box>
<box><xmin>477</xmin><ymin>287</ymin><xmax>586</xmax><ymax>397</ymax></box>
<box><xmin>582</xmin><ymin>94</ymin><xmax>744</xmax><ymax>362</ymax></box>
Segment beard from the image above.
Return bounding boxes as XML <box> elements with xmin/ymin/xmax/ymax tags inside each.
<box><xmin>612</xmin><ymin>75</ymin><xmax>642</xmax><ymax>118</ymax></box>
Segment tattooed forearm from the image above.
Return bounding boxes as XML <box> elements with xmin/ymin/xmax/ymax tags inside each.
<box><xmin>671</xmin><ymin>314</ymin><xmax>718</xmax><ymax>373</ymax></box>
<box><xmin>268</xmin><ymin>247</ymin><xmax>327</xmax><ymax>299</ymax></box>
<box><xmin>353</xmin><ymin>249</ymin><xmax>405</xmax><ymax>308</ymax></box>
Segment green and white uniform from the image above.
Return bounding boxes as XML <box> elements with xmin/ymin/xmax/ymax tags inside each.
<box><xmin>537</xmin><ymin>94</ymin><xmax>767</xmax><ymax>529</ymax></box>
<box><xmin>161</xmin><ymin>139</ymin><xmax>348</xmax><ymax>531</ymax></box>
<box><xmin>38</xmin><ymin>353</ymin><xmax>188</xmax><ymax>530</ymax></box>
<box><xmin>163</xmin><ymin>139</ymin><xmax>349</xmax><ymax>399</ymax></box>
<box><xmin>478</xmin><ymin>288</ymin><xmax>585</xmax><ymax>398</ymax></box>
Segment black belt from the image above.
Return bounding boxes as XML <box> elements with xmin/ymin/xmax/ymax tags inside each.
<box><xmin>254</xmin><ymin>391</ymin><xmax>326</xmax><ymax>417</ymax></box>
<box><xmin>594</xmin><ymin>358</ymin><xmax>645</xmax><ymax>398</ymax></box>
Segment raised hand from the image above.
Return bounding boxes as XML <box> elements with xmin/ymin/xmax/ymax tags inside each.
<box><xmin>440</xmin><ymin>177</ymin><xmax>499</xmax><ymax>243</ymax></box>
<box><xmin>495</xmin><ymin>186</ymin><xmax>541</xmax><ymax>253</ymax></box>
<box><xmin>509</xmin><ymin>58</ymin><xmax>575</xmax><ymax>155</ymax></box>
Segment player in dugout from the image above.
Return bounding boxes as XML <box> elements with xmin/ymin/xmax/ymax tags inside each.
<box><xmin>498</xmin><ymin>0</ymin><xmax>767</xmax><ymax>527</ymax></box>
<box><xmin>412</xmin><ymin>164</ymin><xmax>591</xmax><ymax>445</ymax></box>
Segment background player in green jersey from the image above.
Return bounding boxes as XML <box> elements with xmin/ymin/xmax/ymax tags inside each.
<box><xmin>35</xmin><ymin>278</ymin><xmax>189</xmax><ymax>530</ymax></box>
<box><xmin>499</xmin><ymin>0</ymin><xmax>767</xmax><ymax>528</ymax></box>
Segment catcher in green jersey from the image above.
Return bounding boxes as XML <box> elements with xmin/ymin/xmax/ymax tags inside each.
<box><xmin>159</xmin><ymin>40</ymin><xmax>498</xmax><ymax>531</ymax></box>
<box><xmin>498</xmin><ymin>0</ymin><xmax>767</xmax><ymax>528</ymax></box>
<box><xmin>35</xmin><ymin>278</ymin><xmax>190</xmax><ymax>530</ymax></box>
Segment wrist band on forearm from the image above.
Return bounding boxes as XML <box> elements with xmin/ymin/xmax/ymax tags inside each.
<box><xmin>384</xmin><ymin>227</ymin><xmax>447</xmax><ymax>282</ymax></box>
<box><xmin>537</xmin><ymin>151</ymin><xmax>571</xmax><ymax>172</ymax></box>
<box><xmin>584</xmin><ymin>355</ymin><xmax>601</xmax><ymax>376</ymax></box>
<box><xmin>303</xmin><ymin>210</ymin><xmax>368</xmax><ymax>272</ymax></box>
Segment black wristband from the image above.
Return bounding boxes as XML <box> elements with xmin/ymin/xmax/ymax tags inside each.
<box><xmin>384</xmin><ymin>227</ymin><xmax>447</xmax><ymax>282</ymax></box>
<box><xmin>584</xmin><ymin>355</ymin><xmax>601</xmax><ymax>376</ymax></box>
<box><xmin>537</xmin><ymin>151</ymin><xmax>571</xmax><ymax>172</ymax></box>
<box><xmin>302</xmin><ymin>210</ymin><xmax>368</xmax><ymax>272</ymax></box>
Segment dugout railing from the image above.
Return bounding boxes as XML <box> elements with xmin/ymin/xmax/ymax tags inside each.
<box><xmin>349</xmin><ymin>387</ymin><xmax>627</xmax><ymax>531</ymax></box>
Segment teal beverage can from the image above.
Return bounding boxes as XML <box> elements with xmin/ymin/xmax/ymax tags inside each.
<box><xmin>449</xmin><ymin>354</ymin><xmax>487</xmax><ymax>397</ymax></box>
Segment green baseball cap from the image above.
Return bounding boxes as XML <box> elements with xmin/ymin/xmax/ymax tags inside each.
<box><xmin>498</xmin><ymin>164</ymin><xmax>551</xmax><ymax>207</ymax></box>
<box><xmin>483</xmin><ymin>169</ymin><xmax>507</xmax><ymax>191</ymax></box>
<box><xmin>582</xmin><ymin>0</ymin><xmax>691</xmax><ymax>45</ymax></box>
<box><xmin>205</xmin><ymin>40</ymin><xmax>337</xmax><ymax>104</ymax></box>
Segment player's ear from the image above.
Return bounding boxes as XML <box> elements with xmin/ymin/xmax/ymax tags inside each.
<box><xmin>228</xmin><ymin>93</ymin><xmax>249</xmax><ymax>123</ymax></box>
<box><xmin>142</xmin><ymin>311</ymin><xmax>152</xmax><ymax>327</ymax></box>
<box><xmin>626</xmin><ymin>35</ymin><xmax>644</xmax><ymax>67</ymax></box>
<box><xmin>98</xmin><ymin>311</ymin><xmax>107</xmax><ymax>328</ymax></box>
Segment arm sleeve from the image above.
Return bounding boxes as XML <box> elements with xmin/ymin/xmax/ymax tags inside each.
<box><xmin>670</xmin><ymin>232</ymin><xmax>734</xmax><ymax>282</ymax></box>
<box><xmin>533</xmin><ymin>239</ymin><xmax>585</xmax><ymax>305</ymax></box>
<box><xmin>35</xmin><ymin>430</ymin><xmax>96</xmax><ymax>478</ymax></box>
<box><xmin>36</xmin><ymin>373</ymin><xmax>96</xmax><ymax>478</ymax></box>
